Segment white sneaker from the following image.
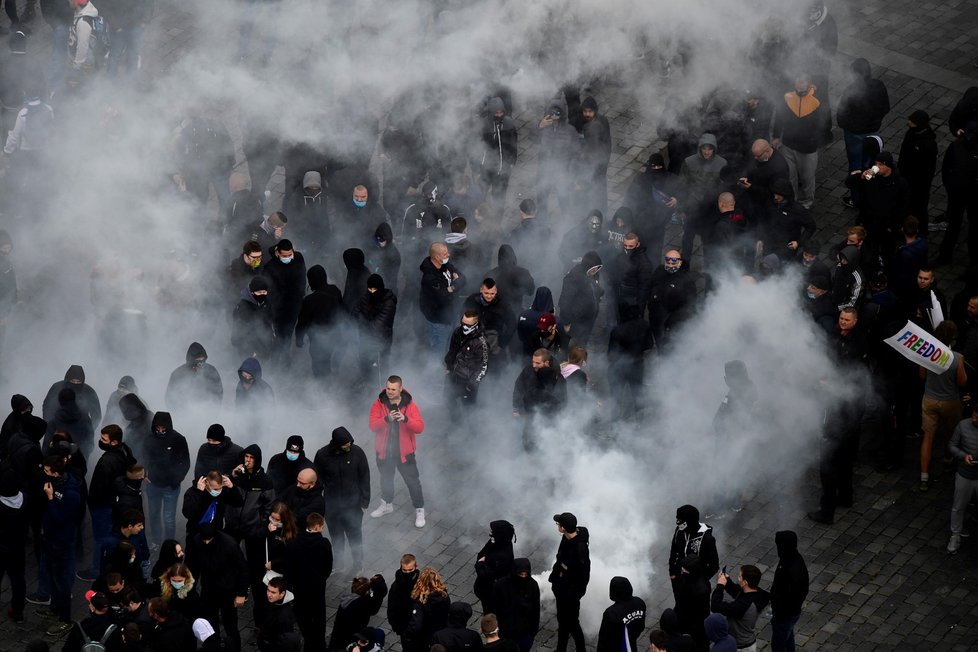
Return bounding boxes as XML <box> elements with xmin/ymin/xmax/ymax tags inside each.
<box><xmin>948</xmin><ymin>533</ymin><xmax>961</xmax><ymax>554</ymax></box>
<box><xmin>415</xmin><ymin>508</ymin><xmax>426</xmax><ymax>528</ymax></box>
<box><xmin>370</xmin><ymin>501</ymin><xmax>393</xmax><ymax>518</ymax></box>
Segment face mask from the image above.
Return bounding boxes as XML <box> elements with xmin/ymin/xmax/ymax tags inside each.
<box><xmin>589</xmin><ymin>221</ymin><xmax>601</xmax><ymax>232</ymax></box>
<box><xmin>208</xmin><ymin>488</ymin><xmax>221</xmax><ymax>497</ymax></box>
<box><xmin>441</xmin><ymin>258</ymin><xmax>449</xmax><ymax>265</ymax></box>
<box><xmin>462</xmin><ymin>323</ymin><xmax>478</xmax><ymax>335</ymax></box>
<box><xmin>286</xmin><ymin>452</ymin><xmax>299</xmax><ymax>462</ymax></box>
<box><xmin>129</xmin><ymin>556</ymin><xmax>136</xmax><ymax>564</ymax></box>
<box><xmin>99</xmin><ymin>440</ymin><xmax>113</xmax><ymax>452</ymax></box>
<box><xmin>807</xmin><ymin>291</ymin><xmax>818</xmax><ymax>299</ymax></box>
<box><xmin>279</xmin><ymin>256</ymin><xmax>293</xmax><ymax>264</ymax></box>
<box><xmin>253</xmin><ymin>293</ymin><xmax>267</xmax><ymax>305</ymax></box>
<box><xmin>269</xmin><ymin>518</ymin><xmax>282</xmax><ymax>529</ymax></box>
<box><xmin>155</xmin><ymin>429</ymin><xmax>167</xmax><ymax>437</ymax></box>
<box><xmin>170</xmin><ymin>581</ymin><xmax>185</xmax><ymax>590</ymax></box>
<box><xmin>249</xmin><ymin>258</ymin><xmax>261</xmax><ymax>269</ymax></box>
<box><xmin>676</xmin><ymin>521</ymin><xmax>687</xmax><ymax>531</ymax></box>
<box><xmin>624</xmin><ymin>249</ymin><xmax>635</xmax><ymax>256</ymax></box>
<box><xmin>665</xmin><ymin>266</ymin><xmax>680</xmax><ymax>275</ymax></box>
<box><xmin>353</xmin><ymin>199</ymin><xmax>367</xmax><ymax>208</ymax></box>
<box><xmin>796</xmin><ymin>89</ymin><xmax>809</xmax><ymax>97</ymax></box>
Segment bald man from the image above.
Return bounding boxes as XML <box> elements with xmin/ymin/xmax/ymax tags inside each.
<box><xmin>650</xmin><ymin>250</ymin><xmax>696</xmax><ymax>347</ymax></box>
<box><xmin>419</xmin><ymin>241</ymin><xmax>465</xmax><ymax>351</ymax></box>
<box><xmin>280</xmin><ymin>467</ymin><xmax>326</xmax><ymax>525</ymax></box>
<box><xmin>739</xmin><ymin>138</ymin><xmax>789</xmax><ymax>213</ymax></box>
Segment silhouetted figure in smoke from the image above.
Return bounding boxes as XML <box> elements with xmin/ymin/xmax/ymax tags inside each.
<box><xmin>0</xmin><ymin>393</ymin><xmax>32</xmax><ymax>457</ymax></box>
<box><xmin>142</xmin><ymin>411</ymin><xmax>189</xmax><ymax>548</ymax></box>
<box><xmin>680</xmin><ymin>134</ymin><xmax>728</xmax><ymax>262</ymax></box>
<box><xmin>42</xmin><ymin>364</ymin><xmax>101</xmax><ymax>428</ymax></box>
<box><xmin>226</xmin><ymin>171</ymin><xmax>265</xmax><ymax>245</ymax></box>
<box><xmin>509</xmin><ymin>198</ymin><xmax>551</xmax><ymax>268</ymax></box>
<box><xmin>232</xmin><ymin>275</ymin><xmax>275</xmax><ymax>361</ymax></box>
<box><xmin>710</xmin><ymin>361</ymin><xmax>758</xmax><ymax>519</ymax></box>
<box><xmin>366</xmin><ymin>223</ymin><xmax>401</xmax><ymax>292</ymax></box>
<box><xmin>612</xmin><ymin>232</ymin><xmax>654</xmax><ymax>323</ymax></box>
<box><xmin>380</xmin><ymin>112</ymin><xmax>427</xmax><ymax>219</ymax></box>
<box><xmin>165</xmin><ymin>342</ymin><xmax>223</xmax><ymax>413</ymax></box>
<box><xmin>473</xmin><ymin>520</ymin><xmax>515</xmax><ymax>615</ymax></box>
<box><xmin>897</xmin><ymin>111</ymin><xmax>937</xmax><ymax>232</ymax></box>
<box><xmin>314</xmin><ymin>427</ymin><xmax>370</xmax><ymax>574</ymax></box>
<box><xmin>445</xmin><ymin>217</ymin><xmax>486</xmax><ymax>284</ymax></box>
<box><xmin>596</xmin><ymin>576</ymin><xmax>646</xmax><ymax>652</ymax></box>
<box><xmin>355</xmin><ymin>274</ymin><xmax>397</xmax><ymax>388</ymax></box>
<box><xmin>44</xmin><ymin>388</ymin><xmax>94</xmax><ymax>460</ymax></box>
<box><xmin>240</xmin><ymin>211</ymin><xmax>288</xmax><ymax>261</ymax></box>
<box><xmin>536</xmin><ymin>94</ymin><xmax>579</xmax><ymax>221</ymax></box>
<box><xmin>480</xmin><ymin>96</ymin><xmax>518</xmax><ymax>208</ymax></box>
<box><xmin>487</xmin><ymin>244</ymin><xmax>535</xmax><ymax>321</ymax></box>
<box><xmin>512</xmin><ymin>348</ymin><xmax>566</xmax><ymax>451</ymax></box>
<box><xmin>367</xmin><ymin>376</ymin><xmax>426</xmax><ymax>528</ymax></box>
<box><xmin>118</xmin><ymin>392</ymin><xmax>152</xmax><ymax>461</ymax></box>
<box><xmin>548</xmin><ymin>512</ymin><xmax>589</xmax><ymax>652</ymax></box>
<box><xmin>769</xmin><ymin>530</ymin><xmax>809</xmax><ymax>652</ymax></box>
<box><xmin>492</xmin><ymin>557</ymin><xmax>539</xmax><ymax>652</ymax></box>
<box><xmin>296</xmin><ymin>265</ymin><xmax>344</xmax><ymax>386</ymax></box>
<box><xmin>578</xmin><ymin>96</ymin><xmax>612</xmax><ymax>214</ymax></box>
<box><xmin>559</xmin><ymin>251</ymin><xmax>603</xmax><ymax>347</ymax></box>
<box><xmin>649</xmin><ymin>250</ymin><xmax>696</xmax><ymax>349</ymax></box>
<box><xmin>623</xmin><ymin>154</ymin><xmax>680</xmax><ymax>261</ymax></box>
<box><xmin>171</xmin><ymin>110</ymin><xmax>234</xmax><ymax>218</ymax></box>
<box><xmin>336</xmin><ymin>185</ymin><xmax>390</xmax><ymax>258</ymax></box>
<box><xmin>291</xmin><ymin>171</ymin><xmax>330</xmax><ymax>262</ymax></box>
<box><xmin>282</xmin><ymin>512</ymin><xmax>333</xmax><ymax>652</ymax></box>
<box><xmin>669</xmin><ymin>505</ymin><xmax>719</xmax><ymax>603</ymax></box>
<box><xmin>342</xmin><ymin>248</ymin><xmax>371</xmax><ymax>313</ymax></box>
<box><xmin>234</xmin><ymin>357</ymin><xmax>274</xmax><ymax>435</ymax></box>
<box><xmin>228</xmin><ymin>240</ymin><xmax>264</xmax><ymax>302</ymax></box>
<box><xmin>558</xmin><ymin>211</ymin><xmax>605</xmax><ymax>269</ymax></box>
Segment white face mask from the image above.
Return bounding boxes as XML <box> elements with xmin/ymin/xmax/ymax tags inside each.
<box><xmin>441</xmin><ymin>258</ymin><xmax>449</xmax><ymax>265</ymax></box>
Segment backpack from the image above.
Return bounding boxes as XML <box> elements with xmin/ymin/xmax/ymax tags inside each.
<box><xmin>80</xmin><ymin>15</ymin><xmax>111</xmax><ymax>69</ymax></box>
<box><xmin>79</xmin><ymin>622</ymin><xmax>117</xmax><ymax>652</ymax></box>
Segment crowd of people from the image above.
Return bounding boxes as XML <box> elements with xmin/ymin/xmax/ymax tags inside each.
<box><xmin>2</xmin><ymin>0</ymin><xmax>978</xmax><ymax>651</ymax></box>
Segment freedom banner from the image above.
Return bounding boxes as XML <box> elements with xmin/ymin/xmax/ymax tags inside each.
<box><xmin>884</xmin><ymin>321</ymin><xmax>954</xmax><ymax>373</ymax></box>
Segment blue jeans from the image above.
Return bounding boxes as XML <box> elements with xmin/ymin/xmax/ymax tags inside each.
<box><xmin>90</xmin><ymin>506</ymin><xmax>114</xmax><ymax>575</ymax></box>
<box><xmin>47</xmin><ymin>24</ymin><xmax>69</xmax><ymax>94</ymax></box>
<box><xmin>145</xmin><ymin>484</ymin><xmax>181</xmax><ymax>547</ymax></box>
<box><xmin>107</xmin><ymin>26</ymin><xmax>145</xmax><ymax>78</ymax></box>
<box><xmin>425</xmin><ymin>320</ymin><xmax>453</xmax><ymax>352</ymax></box>
<box><xmin>843</xmin><ymin>130</ymin><xmax>878</xmax><ymax>204</ymax></box>
<box><xmin>770</xmin><ymin>613</ymin><xmax>801</xmax><ymax>652</ymax></box>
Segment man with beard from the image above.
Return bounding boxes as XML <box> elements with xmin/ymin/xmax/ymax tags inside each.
<box><xmin>444</xmin><ymin>309</ymin><xmax>489</xmax><ymax>418</ymax></box>
<box><xmin>165</xmin><ymin>342</ymin><xmax>224</xmax><ymax>412</ymax></box>
<box><xmin>512</xmin><ymin>349</ymin><xmax>567</xmax><ymax>451</ymax></box>
<box><xmin>279</xmin><ymin>468</ymin><xmax>326</xmax><ymax>526</ymax></box>
<box><xmin>578</xmin><ymin>96</ymin><xmax>612</xmax><ymax>213</ymax></box>
<box><xmin>314</xmin><ymin>427</ymin><xmax>370</xmax><ymax>574</ymax></box>
<box><xmin>367</xmin><ymin>376</ymin><xmax>426</xmax><ymax>528</ymax></box>
<box><xmin>464</xmin><ymin>278</ymin><xmax>515</xmax><ymax>371</ymax></box>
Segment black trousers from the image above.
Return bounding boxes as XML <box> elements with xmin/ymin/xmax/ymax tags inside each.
<box><xmin>201</xmin><ymin>591</ymin><xmax>241</xmax><ymax>652</ymax></box>
<box><xmin>554</xmin><ymin>593</ymin><xmax>586</xmax><ymax>652</ymax></box>
<box><xmin>377</xmin><ymin>453</ymin><xmax>424</xmax><ymax>507</ymax></box>
<box><xmin>295</xmin><ymin>593</ymin><xmax>327</xmax><ymax>652</ymax></box>
<box><xmin>325</xmin><ymin>507</ymin><xmax>364</xmax><ymax>569</ymax></box>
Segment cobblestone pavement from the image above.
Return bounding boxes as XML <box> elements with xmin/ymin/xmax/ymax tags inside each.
<box><xmin>2</xmin><ymin>1</ymin><xmax>978</xmax><ymax>650</ymax></box>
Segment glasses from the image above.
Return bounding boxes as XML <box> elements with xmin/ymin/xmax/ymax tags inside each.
<box><xmin>665</xmin><ymin>257</ymin><xmax>681</xmax><ymax>263</ymax></box>
<box><xmin>247</xmin><ymin>253</ymin><xmax>262</xmax><ymax>260</ymax></box>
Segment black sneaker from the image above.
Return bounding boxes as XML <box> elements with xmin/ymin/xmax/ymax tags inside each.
<box><xmin>842</xmin><ymin>195</ymin><xmax>855</xmax><ymax>208</ymax></box>
<box><xmin>26</xmin><ymin>593</ymin><xmax>50</xmax><ymax>606</ymax></box>
<box><xmin>75</xmin><ymin>568</ymin><xmax>96</xmax><ymax>582</ymax></box>
<box><xmin>45</xmin><ymin>621</ymin><xmax>72</xmax><ymax>637</ymax></box>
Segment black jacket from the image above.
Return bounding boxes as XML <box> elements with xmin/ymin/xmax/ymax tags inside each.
<box><xmin>226</xmin><ymin>444</ymin><xmax>275</xmax><ymax>540</ymax></box>
<box><xmin>314</xmin><ymin>429</ymin><xmax>371</xmax><ymax>512</ymax></box>
<box><xmin>405</xmin><ymin>592</ymin><xmax>451</xmax><ymax>647</ymax></box>
<box><xmin>942</xmin><ymin>136</ymin><xmax>978</xmax><ymax>195</ymax></box>
<box><xmin>430</xmin><ymin>601</ymin><xmax>483</xmax><ymax>652</ymax></box>
<box><xmin>486</xmin><ymin>245</ymin><xmax>535</xmax><ymax>316</ymax></box>
<box><xmin>669</xmin><ymin>522</ymin><xmax>719</xmax><ymax>579</ymax></box>
<box><xmin>474</xmin><ymin>520</ymin><xmax>515</xmax><ymax>611</ymax></box>
<box><xmin>770</xmin><ymin>530</ymin><xmax>809</xmax><ymax>618</ymax></box>
<box><xmin>260</xmin><ymin>592</ymin><xmax>298</xmax><ymax>649</ymax></box>
<box><xmin>836</xmin><ymin>60</ymin><xmax>890</xmax><ymax>133</ymax></box>
<box><xmin>141</xmin><ymin>413</ymin><xmax>190</xmax><ymax>489</ymax></box>
<box><xmin>559</xmin><ymin>260</ymin><xmax>603</xmax><ymax>340</ymax></box>
<box><xmin>283</xmin><ymin>529</ymin><xmax>333</xmax><ymax>598</ymax></box>
<box><xmin>419</xmin><ymin>257</ymin><xmax>464</xmax><ymax>325</ymax></box>
<box><xmin>845</xmin><ymin>169</ymin><xmax>908</xmax><ymax>233</ymax></box>
<box><xmin>596</xmin><ymin>577</ymin><xmax>647</xmax><ymax>652</ymax></box>
<box><xmin>62</xmin><ymin>614</ymin><xmax>121</xmax><ymax>652</ymax></box>
<box><xmin>267</xmin><ymin>450</ymin><xmax>315</xmax><ymax>496</ymax></box>
<box><xmin>165</xmin><ymin>342</ymin><xmax>224</xmax><ymax>410</ymax></box>
<box><xmin>492</xmin><ymin>559</ymin><xmax>540</xmax><ymax>640</ymax></box>
<box><xmin>548</xmin><ymin>526</ymin><xmax>591</xmax><ymax>598</ymax></box>
<box><xmin>147</xmin><ymin>612</ymin><xmax>196</xmax><ymax>652</ymax></box>
<box><xmin>328</xmin><ymin>576</ymin><xmax>388</xmax><ymax>651</ymax></box>
<box><xmin>445</xmin><ymin>323</ymin><xmax>489</xmax><ymax>386</ymax></box>
<box><xmin>365</xmin><ymin>223</ymin><xmax>402</xmax><ymax>289</ymax></box>
<box><xmin>181</xmin><ymin>483</ymin><xmax>243</xmax><ymax>537</ymax></box>
<box><xmin>387</xmin><ymin>567</ymin><xmax>420</xmax><ymax>634</ymax></box>
<box><xmin>188</xmin><ymin>530</ymin><xmax>249</xmax><ymax>597</ymax></box>
<box><xmin>231</xmin><ymin>291</ymin><xmax>275</xmax><ymax>360</ymax></box>
<box><xmin>264</xmin><ymin>251</ymin><xmax>308</xmax><ymax>325</ymax></box>
<box><xmin>279</xmin><ymin>481</ymin><xmax>326</xmax><ymax>525</ymax></box>
<box><xmin>615</xmin><ymin>245</ymin><xmax>654</xmax><ymax>309</ymax></box>
<box><xmin>194</xmin><ymin>437</ymin><xmax>245</xmax><ymax>479</ymax></box>
<box><xmin>89</xmin><ymin>443</ymin><xmax>137</xmax><ymax>508</ymax></box>
<box><xmin>512</xmin><ymin>365</ymin><xmax>567</xmax><ymax>414</ymax></box>
<box><xmin>898</xmin><ymin>124</ymin><xmax>938</xmax><ymax>189</ymax></box>
<box><xmin>42</xmin><ymin>365</ymin><xmax>102</xmax><ymax>426</ymax></box>
<box><xmin>356</xmin><ymin>288</ymin><xmax>398</xmax><ymax>345</ymax></box>
<box><xmin>118</xmin><ymin>394</ymin><xmax>153</xmax><ymax>463</ymax></box>
<box><xmin>342</xmin><ymin>248</ymin><xmax>372</xmax><ymax>313</ymax></box>
<box><xmin>296</xmin><ymin>265</ymin><xmax>344</xmax><ymax>346</ymax></box>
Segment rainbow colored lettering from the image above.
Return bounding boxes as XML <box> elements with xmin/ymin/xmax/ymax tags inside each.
<box><xmin>894</xmin><ymin>330</ymin><xmax>952</xmax><ymax>367</ymax></box>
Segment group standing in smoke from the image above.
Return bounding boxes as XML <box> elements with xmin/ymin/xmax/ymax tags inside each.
<box><xmin>2</xmin><ymin>0</ymin><xmax>978</xmax><ymax>650</ymax></box>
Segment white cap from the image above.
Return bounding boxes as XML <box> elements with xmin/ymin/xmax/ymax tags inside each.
<box><xmin>193</xmin><ymin>618</ymin><xmax>216</xmax><ymax>642</ymax></box>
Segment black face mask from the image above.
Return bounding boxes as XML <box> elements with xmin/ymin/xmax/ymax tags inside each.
<box><xmin>252</xmin><ymin>293</ymin><xmax>267</xmax><ymax>305</ymax></box>
<box><xmin>99</xmin><ymin>440</ymin><xmax>113</xmax><ymax>452</ymax></box>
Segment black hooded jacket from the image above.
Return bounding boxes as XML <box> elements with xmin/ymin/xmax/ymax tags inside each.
<box><xmin>44</xmin><ymin>389</ymin><xmax>94</xmax><ymax>456</ymax></box>
<box><xmin>165</xmin><ymin>342</ymin><xmax>224</xmax><ymax>410</ymax></box>
<box><xmin>669</xmin><ymin>506</ymin><xmax>719</xmax><ymax>579</ymax></box>
<box><xmin>474</xmin><ymin>520</ymin><xmax>515</xmax><ymax>610</ymax></box>
<box><xmin>512</xmin><ymin>364</ymin><xmax>566</xmax><ymax>414</ymax></box>
<box><xmin>430</xmin><ymin>602</ymin><xmax>483</xmax><ymax>652</ymax></box>
<box><xmin>328</xmin><ymin>575</ymin><xmax>389</xmax><ymax>651</ymax></box>
<box><xmin>356</xmin><ymin>286</ymin><xmax>398</xmax><ymax>345</ymax></box>
<box><xmin>492</xmin><ymin>558</ymin><xmax>540</xmax><ymax>640</ymax></box>
<box><xmin>194</xmin><ymin>437</ymin><xmax>245</xmax><ymax>479</ymax></box>
<box><xmin>343</xmin><ymin>248</ymin><xmax>372</xmax><ymax>313</ymax></box>
<box><xmin>836</xmin><ymin>59</ymin><xmax>890</xmax><ymax>133</ymax></box>
<box><xmin>313</xmin><ymin>427</ymin><xmax>371</xmax><ymax>512</ymax></box>
<box><xmin>486</xmin><ymin>245</ymin><xmax>535</xmax><ymax>316</ymax></box>
<box><xmin>548</xmin><ymin>526</ymin><xmax>590</xmax><ymax>598</ymax></box>
<box><xmin>142</xmin><ymin>412</ymin><xmax>190</xmax><ymax>489</ymax></box>
<box><xmin>226</xmin><ymin>444</ymin><xmax>275</xmax><ymax>540</ymax></box>
<box><xmin>89</xmin><ymin>442</ymin><xmax>137</xmax><ymax>508</ymax></box>
<box><xmin>596</xmin><ymin>577</ymin><xmax>647</xmax><ymax>652</ymax></box>
<box><xmin>296</xmin><ymin>265</ymin><xmax>344</xmax><ymax>345</ymax></box>
<box><xmin>388</xmin><ymin>567</ymin><xmax>420</xmax><ymax>635</ymax></box>
<box><xmin>42</xmin><ymin>365</ymin><xmax>102</xmax><ymax>426</ymax></box>
<box><xmin>188</xmin><ymin>529</ymin><xmax>249</xmax><ymax>598</ymax></box>
<box><xmin>445</xmin><ymin>321</ymin><xmax>489</xmax><ymax>387</ymax></box>
<box><xmin>770</xmin><ymin>530</ymin><xmax>809</xmax><ymax>618</ymax></box>
<box><xmin>419</xmin><ymin>257</ymin><xmax>464</xmax><ymax>325</ymax></box>
<box><xmin>0</xmin><ymin>394</ymin><xmax>32</xmax><ymax>457</ymax></box>
<box><xmin>516</xmin><ymin>287</ymin><xmax>557</xmax><ymax>348</ymax></box>
<box><xmin>119</xmin><ymin>393</ymin><xmax>153</xmax><ymax>462</ymax></box>
<box><xmin>283</xmin><ymin>528</ymin><xmax>333</xmax><ymax>599</ymax></box>
<box><xmin>264</xmin><ymin>250</ymin><xmax>308</xmax><ymax>326</ymax></box>
<box><xmin>615</xmin><ymin>243</ymin><xmax>654</xmax><ymax>309</ymax></box>
<box><xmin>367</xmin><ymin>222</ymin><xmax>402</xmax><ymax>288</ymax></box>
<box><xmin>559</xmin><ymin>252</ymin><xmax>604</xmax><ymax>339</ymax></box>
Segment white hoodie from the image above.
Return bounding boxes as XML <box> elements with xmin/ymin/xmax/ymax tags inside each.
<box><xmin>69</xmin><ymin>1</ymin><xmax>99</xmax><ymax>70</ymax></box>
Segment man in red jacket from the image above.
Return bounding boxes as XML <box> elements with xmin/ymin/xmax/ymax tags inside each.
<box><xmin>368</xmin><ymin>375</ymin><xmax>426</xmax><ymax>527</ymax></box>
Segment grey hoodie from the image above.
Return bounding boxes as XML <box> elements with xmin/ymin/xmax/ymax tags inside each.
<box><xmin>680</xmin><ymin>133</ymin><xmax>728</xmax><ymax>203</ymax></box>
